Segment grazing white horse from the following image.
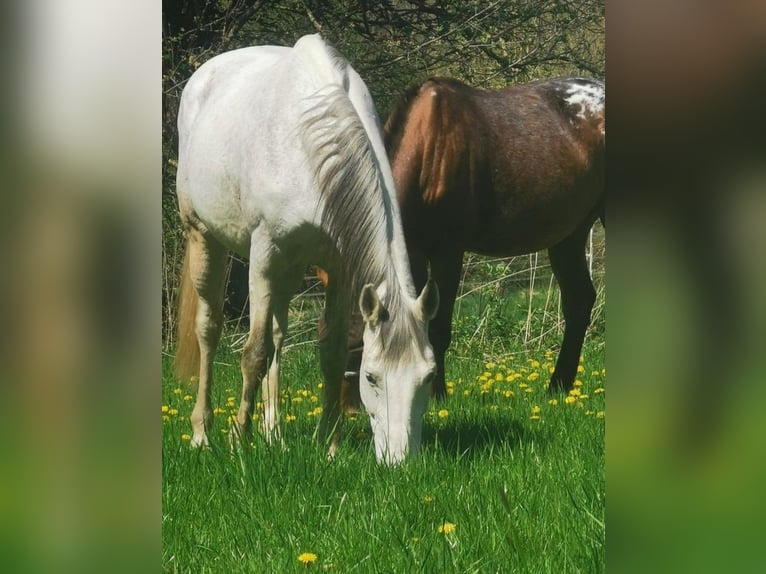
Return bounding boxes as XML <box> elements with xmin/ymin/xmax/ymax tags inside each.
<box><xmin>174</xmin><ymin>34</ymin><xmax>439</xmax><ymax>464</ymax></box>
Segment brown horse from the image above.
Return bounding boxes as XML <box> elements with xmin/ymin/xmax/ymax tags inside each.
<box><xmin>322</xmin><ymin>76</ymin><xmax>604</xmax><ymax>402</ymax></box>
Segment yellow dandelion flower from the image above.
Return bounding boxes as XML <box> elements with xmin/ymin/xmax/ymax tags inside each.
<box><xmin>292</xmin><ymin>397</ymin><xmax>303</xmax><ymax>404</ymax></box>
<box><xmin>530</xmin><ymin>414</ymin><xmax>540</xmax><ymax>421</ymax></box>
<box><xmin>181</xmin><ymin>433</ymin><xmax>191</xmax><ymax>441</ymax></box>
<box><xmin>297</xmin><ymin>552</ymin><xmax>317</xmax><ymax>565</ymax></box>
<box><xmin>423</xmin><ymin>495</ymin><xmax>434</xmax><ymax>503</ymax></box>
<box><xmin>213</xmin><ymin>407</ymin><xmax>226</xmax><ymax>415</ymax></box>
<box><xmin>592</xmin><ymin>370</ymin><xmax>600</xmax><ymax>377</ymax></box>
<box><xmin>438</xmin><ymin>409</ymin><xmax>449</xmax><ymax>419</ymax></box>
<box><xmin>504</xmin><ymin>390</ymin><xmax>514</xmax><ymax>398</ymax></box>
<box><xmin>485</xmin><ymin>362</ymin><xmax>495</xmax><ymax>370</ymax></box>
<box><xmin>438</xmin><ymin>522</ymin><xmax>456</xmax><ymax>535</ymax></box>
<box><xmin>285</xmin><ymin>415</ymin><xmax>296</xmax><ymax>423</ymax></box>
<box><xmin>527</xmin><ymin>372</ymin><xmax>539</xmax><ymax>381</ymax></box>
<box><xmin>446</xmin><ymin>380</ymin><xmax>455</xmax><ymax>388</ymax></box>
<box><xmin>578</xmin><ymin>394</ymin><xmax>589</xmax><ymax>400</ymax></box>
<box><xmin>310</xmin><ymin>395</ymin><xmax>318</xmax><ymax>403</ymax></box>
<box><xmin>594</xmin><ymin>387</ymin><xmax>605</xmax><ymax>394</ymax></box>
<box><xmin>183</xmin><ymin>394</ymin><xmax>193</xmax><ymax>402</ymax></box>
<box><xmin>548</xmin><ymin>367</ymin><xmax>555</xmax><ymax>374</ymax></box>
<box><xmin>168</xmin><ymin>408</ymin><xmax>179</xmax><ymax>416</ymax></box>
<box><xmin>495</xmin><ymin>372</ymin><xmax>503</xmax><ymax>381</ymax></box>
<box><xmin>530</xmin><ymin>360</ymin><xmax>540</xmax><ymax>368</ymax></box>
<box><xmin>447</xmin><ymin>388</ymin><xmax>455</xmax><ymax>395</ymax></box>
<box><xmin>463</xmin><ymin>389</ymin><xmax>471</xmax><ymax>396</ymax></box>
<box><xmin>564</xmin><ymin>396</ymin><xmax>576</xmax><ymax>405</ymax></box>
<box><xmin>577</xmin><ymin>365</ymin><xmax>585</xmax><ymax>373</ymax></box>
<box><xmin>252</xmin><ymin>414</ymin><xmax>260</xmax><ymax>421</ymax></box>
<box><xmin>531</xmin><ymin>405</ymin><xmax>541</xmax><ymax>415</ymax></box>
<box><xmin>596</xmin><ymin>411</ymin><xmax>605</xmax><ymax>418</ymax></box>
<box><xmin>162</xmin><ymin>415</ymin><xmax>169</xmax><ymax>422</ymax></box>
<box><xmin>569</xmin><ymin>387</ymin><xmax>582</xmax><ymax>397</ymax></box>
<box><xmin>518</xmin><ymin>382</ymin><xmax>529</xmax><ymax>390</ymax></box>
<box><xmin>585</xmin><ymin>410</ymin><xmax>594</xmax><ymax>416</ymax></box>
<box><xmin>548</xmin><ymin>399</ymin><xmax>558</xmax><ymax>406</ymax></box>
<box><xmin>173</xmin><ymin>388</ymin><xmax>182</xmax><ymax>395</ymax></box>
<box><xmin>317</xmin><ymin>383</ymin><xmax>324</xmax><ymax>389</ymax></box>
<box><xmin>161</xmin><ymin>405</ymin><xmax>169</xmax><ymax>414</ymax></box>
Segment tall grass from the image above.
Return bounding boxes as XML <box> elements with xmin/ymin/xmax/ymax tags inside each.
<box><xmin>162</xmin><ymin>232</ymin><xmax>605</xmax><ymax>572</ymax></box>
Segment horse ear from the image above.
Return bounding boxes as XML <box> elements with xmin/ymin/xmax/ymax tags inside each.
<box><xmin>417</xmin><ymin>277</ymin><xmax>439</xmax><ymax>321</ymax></box>
<box><xmin>359</xmin><ymin>284</ymin><xmax>389</xmax><ymax>327</ymax></box>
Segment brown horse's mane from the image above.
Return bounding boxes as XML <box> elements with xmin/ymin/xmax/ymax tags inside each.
<box><xmin>384</xmin><ymin>77</ymin><xmax>470</xmax><ymax>158</ymax></box>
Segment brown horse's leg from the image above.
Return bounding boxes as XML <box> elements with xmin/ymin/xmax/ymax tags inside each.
<box><xmin>187</xmin><ymin>228</ymin><xmax>228</xmax><ymax>447</ymax></box>
<box><xmin>317</xmin><ymin>269</ymin><xmax>363</xmax><ymax>414</ymax></box>
<box><xmin>548</xmin><ymin>227</ymin><xmax>597</xmax><ymax>393</ymax></box>
<box><xmin>425</xmin><ymin>249</ymin><xmax>464</xmax><ymax>399</ymax></box>
<box><xmin>317</xmin><ymin>276</ymin><xmax>351</xmax><ymax>458</ymax></box>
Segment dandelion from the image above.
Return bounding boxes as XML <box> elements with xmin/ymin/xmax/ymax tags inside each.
<box><xmin>495</xmin><ymin>372</ymin><xmax>503</xmax><ymax>382</ymax></box>
<box><xmin>527</xmin><ymin>372</ymin><xmax>539</xmax><ymax>381</ymax></box>
<box><xmin>503</xmin><ymin>390</ymin><xmax>514</xmax><ymax>398</ymax></box>
<box><xmin>548</xmin><ymin>398</ymin><xmax>558</xmax><ymax>406</ymax></box>
<box><xmin>285</xmin><ymin>415</ymin><xmax>296</xmax><ymax>423</ymax></box>
<box><xmin>531</xmin><ymin>405</ymin><xmax>541</xmax><ymax>415</ymax></box>
<box><xmin>485</xmin><ymin>362</ymin><xmax>495</xmax><ymax>370</ymax></box>
<box><xmin>596</xmin><ymin>411</ymin><xmax>605</xmax><ymax>418</ymax></box>
<box><xmin>463</xmin><ymin>389</ymin><xmax>471</xmax><ymax>397</ymax></box>
<box><xmin>317</xmin><ymin>383</ymin><xmax>324</xmax><ymax>389</ymax></box>
<box><xmin>162</xmin><ymin>416</ymin><xmax>169</xmax><ymax>423</ymax></box>
<box><xmin>183</xmin><ymin>394</ymin><xmax>193</xmax><ymax>402</ymax></box>
<box><xmin>594</xmin><ymin>387</ymin><xmax>605</xmax><ymax>394</ymax></box>
<box><xmin>569</xmin><ymin>387</ymin><xmax>582</xmax><ymax>397</ymax></box>
<box><xmin>181</xmin><ymin>434</ymin><xmax>191</xmax><ymax>441</ymax></box>
<box><xmin>529</xmin><ymin>360</ymin><xmax>540</xmax><ymax>368</ymax></box>
<box><xmin>423</xmin><ymin>495</ymin><xmax>434</xmax><ymax>504</ymax></box>
<box><xmin>564</xmin><ymin>396</ymin><xmax>577</xmax><ymax>405</ymax></box>
<box><xmin>168</xmin><ymin>408</ymin><xmax>179</xmax><ymax>416</ymax></box>
<box><xmin>585</xmin><ymin>410</ymin><xmax>594</xmax><ymax>416</ymax></box>
<box><xmin>438</xmin><ymin>409</ymin><xmax>449</xmax><ymax>419</ymax></box>
<box><xmin>297</xmin><ymin>552</ymin><xmax>318</xmax><ymax>565</ymax></box>
<box><xmin>310</xmin><ymin>395</ymin><xmax>318</xmax><ymax>403</ymax></box>
<box><xmin>292</xmin><ymin>397</ymin><xmax>303</xmax><ymax>404</ymax></box>
<box><xmin>530</xmin><ymin>415</ymin><xmax>540</xmax><ymax>421</ymax></box>
<box><xmin>574</xmin><ymin>379</ymin><xmax>583</xmax><ymax>387</ymax></box>
<box><xmin>161</xmin><ymin>405</ymin><xmax>169</xmax><ymax>414</ymax></box>
<box><xmin>518</xmin><ymin>382</ymin><xmax>529</xmax><ymax>390</ymax></box>
<box><xmin>213</xmin><ymin>407</ymin><xmax>226</xmax><ymax>415</ymax></box>
<box><xmin>578</xmin><ymin>394</ymin><xmax>589</xmax><ymax>401</ymax></box>
<box><xmin>577</xmin><ymin>365</ymin><xmax>585</xmax><ymax>373</ymax></box>
<box><xmin>438</xmin><ymin>522</ymin><xmax>457</xmax><ymax>535</ymax></box>
<box><xmin>173</xmin><ymin>388</ymin><xmax>182</xmax><ymax>395</ymax></box>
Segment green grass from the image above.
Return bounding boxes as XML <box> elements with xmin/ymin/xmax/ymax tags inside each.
<box><xmin>163</xmin><ymin>339</ymin><xmax>604</xmax><ymax>572</ymax></box>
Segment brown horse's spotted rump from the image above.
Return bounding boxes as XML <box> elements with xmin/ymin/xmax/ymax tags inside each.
<box><xmin>322</xmin><ymin>76</ymin><xmax>604</xmax><ymax>405</ymax></box>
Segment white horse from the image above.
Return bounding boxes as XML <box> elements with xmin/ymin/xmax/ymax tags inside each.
<box><xmin>174</xmin><ymin>34</ymin><xmax>439</xmax><ymax>464</ymax></box>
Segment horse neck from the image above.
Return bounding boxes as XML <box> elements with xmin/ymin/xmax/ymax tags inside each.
<box><xmin>345</xmin><ymin>70</ymin><xmax>417</xmax><ymax>303</ymax></box>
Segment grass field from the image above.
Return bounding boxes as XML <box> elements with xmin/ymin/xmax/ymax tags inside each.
<box><xmin>162</xmin><ymin>255</ymin><xmax>605</xmax><ymax>573</ymax></box>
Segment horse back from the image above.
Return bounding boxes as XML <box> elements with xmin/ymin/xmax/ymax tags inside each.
<box><xmin>385</xmin><ymin>77</ymin><xmax>605</xmax><ymax>255</ymax></box>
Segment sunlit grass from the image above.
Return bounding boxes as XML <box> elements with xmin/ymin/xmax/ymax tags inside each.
<box><xmin>162</xmin><ymin>335</ymin><xmax>604</xmax><ymax>572</ymax></box>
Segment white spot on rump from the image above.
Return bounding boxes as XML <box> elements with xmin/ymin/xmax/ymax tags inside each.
<box><xmin>565</xmin><ymin>82</ymin><xmax>604</xmax><ymax>120</ymax></box>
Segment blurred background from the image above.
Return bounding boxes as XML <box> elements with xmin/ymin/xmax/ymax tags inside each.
<box><xmin>1</xmin><ymin>1</ymin><xmax>764</xmax><ymax>572</ymax></box>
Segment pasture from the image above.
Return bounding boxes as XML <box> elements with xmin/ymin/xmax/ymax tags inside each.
<box><xmin>162</xmin><ymin>243</ymin><xmax>605</xmax><ymax>573</ymax></box>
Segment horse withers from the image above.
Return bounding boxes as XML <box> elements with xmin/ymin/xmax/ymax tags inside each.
<box><xmin>174</xmin><ymin>34</ymin><xmax>438</xmax><ymax>464</ymax></box>
<box><xmin>323</xmin><ymin>75</ymin><xmax>604</xmax><ymax>404</ymax></box>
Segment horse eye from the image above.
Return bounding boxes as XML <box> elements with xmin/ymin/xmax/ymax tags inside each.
<box><xmin>365</xmin><ymin>372</ymin><xmax>377</xmax><ymax>385</ymax></box>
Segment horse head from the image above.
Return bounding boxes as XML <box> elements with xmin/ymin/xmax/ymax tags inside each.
<box><xmin>357</xmin><ymin>278</ymin><xmax>439</xmax><ymax>464</ymax></box>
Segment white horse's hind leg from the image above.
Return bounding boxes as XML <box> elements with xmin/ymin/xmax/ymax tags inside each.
<box><xmin>187</xmin><ymin>228</ymin><xmax>228</xmax><ymax>448</ymax></box>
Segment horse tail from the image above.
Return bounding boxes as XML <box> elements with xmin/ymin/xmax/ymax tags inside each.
<box><xmin>175</xmin><ymin>236</ymin><xmax>200</xmax><ymax>382</ymax></box>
